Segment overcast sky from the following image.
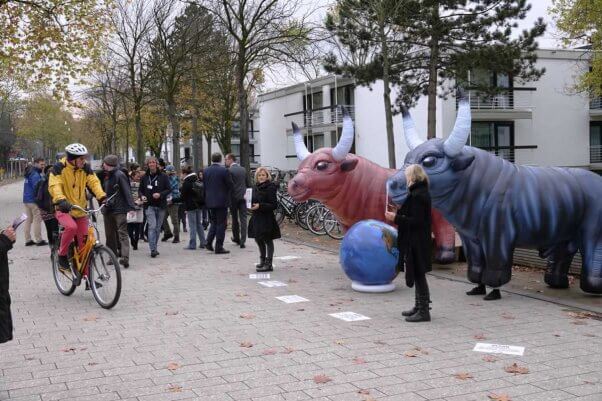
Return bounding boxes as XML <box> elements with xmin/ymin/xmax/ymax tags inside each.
<box><xmin>263</xmin><ymin>0</ymin><xmax>562</xmax><ymax>90</ymax></box>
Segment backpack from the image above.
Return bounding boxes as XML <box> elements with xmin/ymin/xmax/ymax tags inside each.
<box><xmin>192</xmin><ymin>180</ymin><xmax>205</xmax><ymax>205</ymax></box>
<box><xmin>34</xmin><ymin>176</ymin><xmax>53</xmax><ymax>213</ymax></box>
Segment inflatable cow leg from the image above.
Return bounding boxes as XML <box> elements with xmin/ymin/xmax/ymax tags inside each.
<box><xmin>580</xmin><ymin>230</ymin><xmax>602</xmax><ymax>294</ymax></box>
<box><xmin>461</xmin><ymin>235</ymin><xmax>485</xmax><ymax>285</ymax></box>
<box><xmin>540</xmin><ymin>242</ymin><xmax>577</xmax><ymax>289</ymax></box>
<box><xmin>481</xmin><ymin>232</ymin><xmax>514</xmax><ymax>290</ymax></box>
<box><xmin>431</xmin><ymin>209</ymin><xmax>456</xmax><ymax>264</ymax></box>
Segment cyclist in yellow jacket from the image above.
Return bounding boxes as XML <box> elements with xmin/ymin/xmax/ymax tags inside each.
<box><xmin>48</xmin><ymin>144</ymin><xmax>106</xmax><ymax>276</ymax></box>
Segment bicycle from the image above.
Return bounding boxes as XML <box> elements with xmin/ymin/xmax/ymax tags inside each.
<box><xmin>50</xmin><ymin>197</ymin><xmax>122</xmax><ymax>309</ymax></box>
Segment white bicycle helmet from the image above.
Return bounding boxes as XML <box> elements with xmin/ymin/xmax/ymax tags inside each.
<box><xmin>64</xmin><ymin>143</ymin><xmax>88</xmax><ymax>156</ymax></box>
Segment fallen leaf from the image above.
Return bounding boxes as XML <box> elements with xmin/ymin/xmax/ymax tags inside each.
<box><xmin>334</xmin><ymin>339</ymin><xmax>345</xmax><ymax>345</ymax></box>
<box><xmin>262</xmin><ymin>348</ymin><xmax>277</xmax><ymax>355</ymax></box>
<box><xmin>482</xmin><ymin>355</ymin><xmax>498</xmax><ymax>363</ymax></box>
<box><xmin>296</xmin><ymin>308</ymin><xmax>305</xmax><ymax>312</ymax></box>
<box><xmin>583</xmin><ymin>333</ymin><xmax>597</xmax><ymax>337</ymax></box>
<box><xmin>404</xmin><ymin>350</ymin><xmax>420</xmax><ymax>358</ymax></box>
<box><xmin>313</xmin><ymin>374</ymin><xmax>332</xmax><ymax>384</ymax></box>
<box><xmin>83</xmin><ymin>315</ymin><xmax>98</xmax><ymax>322</ymax></box>
<box><xmin>167</xmin><ymin>384</ymin><xmax>182</xmax><ymax>393</ymax></box>
<box><xmin>469</xmin><ymin>303</ymin><xmax>482</xmax><ymax>307</ymax></box>
<box><xmin>571</xmin><ymin>320</ymin><xmax>587</xmax><ymax>325</ymax></box>
<box><xmin>240</xmin><ymin>313</ymin><xmax>256</xmax><ymax>319</ymax></box>
<box><xmin>79</xmin><ymin>347</ymin><xmax>87</xmax><ymax>351</ymax></box>
<box><xmin>167</xmin><ymin>362</ymin><xmax>180</xmax><ymax>371</ymax></box>
<box><xmin>25</xmin><ymin>357</ymin><xmax>36</xmax><ymax>361</ymax></box>
<box><xmin>88</xmin><ymin>362</ymin><xmax>98</xmax><ymax>366</ymax></box>
<box><xmin>453</xmin><ymin>372</ymin><xmax>474</xmax><ymax>380</ymax></box>
<box><xmin>235</xmin><ymin>293</ymin><xmax>248</xmax><ymax>297</ymax></box>
<box><xmin>583</xmin><ymin>380</ymin><xmax>596</xmax><ymax>385</ymax></box>
<box><xmin>488</xmin><ymin>393</ymin><xmax>512</xmax><ymax>401</ymax></box>
<box><xmin>374</xmin><ymin>340</ymin><xmax>387</xmax><ymax>345</ymax></box>
<box><xmin>501</xmin><ymin>313</ymin><xmax>515</xmax><ymax>320</ymax></box>
<box><xmin>281</xmin><ymin>347</ymin><xmax>295</xmax><ymax>354</ymax></box>
<box><xmin>240</xmin><ymin>341</ymin><xmax>254</xmax><ymax>348</ymax></box>
<box><xmin>553</xmin><ymin>334</ymin><xmax>561</xmax><ymax>337</ymax></box>
<box><xmin>504</xmin><ymin>363</ymin><xmax>529</xmax><ymax>375</ymax></box>
<box><xmin>357</xmin><ymin>389</ymin><xmax>370</xmax><ymax>395</ymax></box>
<box><xmin>473</xmin><ymin>333</ymin><xmax>487</xmax><ymax>340</ymax></box>
<box><xmin>352</xmin><ymin>357</ymin><xmax>366</xmax><ymax>364</ymax></box>
<box><xmin>61</xmin><ymin>347</ymin><xmax>76</xmax><ymax>353</ymax></box>
<box><xmin>414</xmin><ymin>347</ymin><xmax>429</xmax><ymax>355</ymax></box>
<box><xmin>165</xmin><ymin>311</ymin><xmax>179</xmax><ymax>316</ymax></box>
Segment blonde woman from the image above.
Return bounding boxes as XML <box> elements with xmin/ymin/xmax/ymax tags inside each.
<box><xmin>248</xmin><ymin>167</ymin><xmax>281</xmax><ymax>272</ymax></box>
<box><xmin>385</xmin><ymin>164</ymin><xmax>432</xmax><ymax>322</ymax></box>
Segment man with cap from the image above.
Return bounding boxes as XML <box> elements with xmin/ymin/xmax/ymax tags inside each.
<box><xmin>161</xmin><ymin>165</ymin><xmax>181</xmax><ymax>243</ymax></box>
<box><xmin>101</xmin><ymin>155</ymin><xmax>136</xmax><ymax>268</ymax></box>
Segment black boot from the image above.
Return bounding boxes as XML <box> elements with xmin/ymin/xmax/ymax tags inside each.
<box><xmin>402</xmin><ymin>291</ymin><xmax>419</xmax><ymax>317</ymax></box>
<box><xmin>255</xmin><ymin>257</ymin><xmax>266</xmax><ymax>270</ymax></box>
<box><xmin>466</xmin><ymin>284</ymin><xmax>486</xmax><ymax>295</ymax></box>
<box><xmin>405</xmin><ymin>296</ymin><xmax>431</xmax><ymax>322</ymax></box>
<box><xmin>483</xmin><ymin>289</ymin><xmax>501</xmax><ymax>301</ymax></box>
<box><xmin>257</xmin><ymin>258</ymin><xmax>273</xmax><ymax>272</ymax></box>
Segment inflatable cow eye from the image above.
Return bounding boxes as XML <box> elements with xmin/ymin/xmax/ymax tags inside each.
<box><xmin>422</xmin><ymin>156</ymin><xmax>437</xmax><ymax>167</ymax></box>
<box><xmin>316</xmin><ymin>161</ymin><xmax>329</xmax><ymax>171</ymax></box>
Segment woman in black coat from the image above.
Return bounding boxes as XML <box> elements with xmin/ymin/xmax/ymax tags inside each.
<box><xmin>386</xmin><ymin>164</ymin><xmax>432</xmax><ymax>322</ymax></box>
<box><xmin>1</xmin><ymin>226</ymin><xmax>16</xmax><ymax>344</ymax></box>
<box><xmin>248</xmin><ymin>167</ymin><xmax>281</xmax><ymax>272</ymax></box>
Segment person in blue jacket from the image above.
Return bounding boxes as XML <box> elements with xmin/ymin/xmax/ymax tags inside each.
<box><xmin>22</xmin><ymin>158</ymin><xmax>47</xmax><ymax>246</ymax></box>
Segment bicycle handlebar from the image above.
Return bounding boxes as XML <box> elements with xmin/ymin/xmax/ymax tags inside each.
<box><xmin>70</xmin><ymin>190</ymin><xmax>120</xmax><ymax>215</ymax></box>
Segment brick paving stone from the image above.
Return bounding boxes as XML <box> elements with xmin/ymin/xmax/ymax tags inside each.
<box><xmin>0</xmin><ymin>180</ymin><xmax>600</xmax><ymax>401</ymax></box>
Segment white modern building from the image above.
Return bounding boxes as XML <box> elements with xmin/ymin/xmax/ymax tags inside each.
<box><xmin>258</xmin><ymin>49</ymin><xmax>602</xmax><ymax>174</ymax></box>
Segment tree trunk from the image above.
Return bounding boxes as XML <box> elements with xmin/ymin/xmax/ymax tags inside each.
<box><xmin>379</xmin><ymin>19</ymin><xmax>396</xmax><ymax>168</ymax></box>
<box><xmin>427</xmin><ymin>9</ymin><xmax>440</xmax><ymax>140</ymax></box>
<box><xmin>191</xmin><ymin>75</ymin><xmax>203</xmax><ymax>171</ymax></box>
<box><xmin>135</xmin><ymin>105</ymin><xmax>144</xmax><ymax>163</ymax></box>
<box><xmin>207</xmin><ymin>135</ymin><xmax>212</xmax><ymax>163</ymax></box>
<box><xmin>167</xmin><ymin>99</ymin><xmax>180</xmax><ymax>172</ymax></box>
<box><xmin>236</xmin><ymin>54</ymin><xmax>250</xmax><ymax>170</ymax></box>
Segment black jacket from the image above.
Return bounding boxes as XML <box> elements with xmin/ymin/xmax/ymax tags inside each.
<box><xmin>139</xmin><ymin>170</ymin><xmax>171</xmax><ymax>209</ymax></box>
<box><xmin>395</xmin><ymin>181</ymin><xmax>432</xmax><ymax>287</ymax></box>
<box><xmin>0</xmin><ymin>233</ymin><xmax>14</xmax><ymax>344</ymax></box>
<box><xmin>203</xmin><ymin>163</ymin><xmax>233</xmax><ymax>209</ymax></box>
<box><xmin>181</xmin><ymin>173</ymin><xmax>204</xmax><ymax>211</ymax></box>
<box><xmin>101</xmin><ymin>168</ymin><xmax>135</xmax><ymax>215</ymax></box>
<box><xmin>248</xmin><ymin>181</ymin><xmax>281</xmax><ymax>240</ymax></box>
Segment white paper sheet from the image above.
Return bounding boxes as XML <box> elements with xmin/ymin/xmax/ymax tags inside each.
<box><xmin>329</xmin><ymin>312</ymin><xmax>371</xmax><ymax>322</ymax></box>
<box><xmin>275</xmin><ymin>295</ymin><xmax>309</xmax><ymax>303</ymax></box>
<box><xmin>473</xmin><ymin>343</ymin><xmax>525</xmax><ymax>356</ymax></box>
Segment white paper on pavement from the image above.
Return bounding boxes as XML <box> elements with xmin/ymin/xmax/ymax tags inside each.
<box><xmin>473</xmin><ymin>343</ymin><xmax>525</xmax><ymax>356</ymax></box>
<box><xmin>244</xmin><ymin>188</ymin><xmax>253</xmax><ymax>209</ymax></box>
<box><xmin>329</xmin><ymin>312</ymin><xmax>371</xmax><ymax>322</ymax></box>
<box><xmin>258</xmin><ymin>281</ymin><xmax>288</xmax><ymax>288</ymax></box>
<box><xmin>274</xmin><ymin>256</ymin><xmax>299</xmax><ymax>261</ymax></box>
<box><xmin>249</xmin><ymin>273</ymin><xmax>270</xmax><ymax>279</ymax></box>
<box><xmin>275</xmin><ymin>295</ymin><xmax>309</xmax><ymax>304</ymax></box>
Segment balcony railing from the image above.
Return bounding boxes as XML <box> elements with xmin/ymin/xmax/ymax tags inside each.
<box><xmin>591</xmin><ymin>145</ymin><xmax>602</xmax><ymax>163</ymax></box>
<box><xmin>476</xmin><ymin>145</ymin><xmax>537</xmax><ymax>164</ymax></box>
<box><xmin>459</xmin><ymin>88</ymin><xmax>535</xmax><ymax>110</ymax></box>
<box><xmin>590</xmin><ymin>98</ymin><xmax>602</xmax><ymax>109</ymax></box>
<box><xmin>284</xmin><ymin>105</ymin><xmax>355</xmax><ymax>128</ymax></box>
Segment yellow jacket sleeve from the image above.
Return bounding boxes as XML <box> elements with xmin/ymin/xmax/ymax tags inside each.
<box><xmin>86</xmin><ymin>172</ymin><xmax>106</xmax><ymax>200</ymax></box>
<box><xmin>48</xmin><ymin>172</ymin><xmax>66</xmax><ymax>204</ymax></box>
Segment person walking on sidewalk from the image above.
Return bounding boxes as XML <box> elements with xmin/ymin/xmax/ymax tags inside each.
<box><xmin>22</xmin><ymin>157</ymin><xmax>48</xmax><ymax>246</ymax></box>
<box><xmin>0</xmin><ymin>226</ymin><xmax>16</xmax><ymax>344</ymax></box>
<box><xmin>225</xmin><ymin>153</ymin><xmax>250</xmax><ymax>249</ymax></box>
<box><xmin>101</xmin><ymin>155</ymin><xmax>136</xmax><ymax>268</ymax></box>
<box><xmin>248</xmin><ymin>167</ymin><xmax>281</xmax><ymax>272</ymax></box>
<box><xmin>181</xmin><ymin>166</ymin><xmax>207</xmax><ymax>250</ymax></box>
<box><xmin>127</xmin><ymin>169</ymin><xmax>144</xmax><ymax>251</ymax></box>
<box><xmin>385</xmin><ymin>164</ymin><xmax>433</xmax><ymax>323</ymax></box>
<box><xmin>161</xmin><ymin>165</ymin><xmax>181</xmax><ymax>243</ymax></box>
<box><xmin>203</xmin><ymin>153</ymin><xmax>233</xmax><ymax>254</ymax></box>
<box><xmin>139</xmin><ymin>157</ymin><xmax>171</xmax><ymax>258</ymax></box>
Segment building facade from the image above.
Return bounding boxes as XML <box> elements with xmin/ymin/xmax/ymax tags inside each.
<box><xmin>258</xmin><ymin>49</ymin><xmax>601</xmax><ymax>174</ymax></box>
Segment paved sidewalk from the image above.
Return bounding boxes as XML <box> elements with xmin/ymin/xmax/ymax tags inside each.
<box><xmin>0</xmin><ymin>181</ymin><xmax>600</xmax><ymax>401</ymax></box>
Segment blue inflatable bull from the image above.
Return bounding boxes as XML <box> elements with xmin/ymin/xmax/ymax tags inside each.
<box><xmin>387</xmin><ymin>91</ymin><xmax>602</xmax><ymax>294</ymax></box>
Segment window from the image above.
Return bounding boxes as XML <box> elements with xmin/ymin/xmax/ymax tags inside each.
<box><xmin>303</xmin><ymin>134</ymin><xmax>324</xmax><ymax>153</ymax></box>
<box><xmin>471</xmin><ymin>122</ymin><xmax>515</xmax><ymax>162</ymax></box>
<box><xmin>303</xmin><ymin>91</ymin><xmax>323</xmax><ymax>110</ymax></box>
<box><xmin>591</xmin><ymin>122</ymin><xmax>602</xmax><ymax>163</ymax></box>
<box><xmin>463</xmin><ymin>69</ymin><xmax>514</xmax><ymax>109</ymax></box>
<box><xmin>330</xmin><ymin>85</ymin><xmax>355</xmax><ymax>106</ymax></box>
<box><xmin>330</xmin><ymin>127</ymin><xmax>356</xmax><ymax>154</ymax></box>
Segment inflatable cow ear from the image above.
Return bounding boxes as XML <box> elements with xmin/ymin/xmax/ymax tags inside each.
<box><xmin>292</xmin><ymin>121</ymin><xmax>310</xmax><ymax>161</ymax></box>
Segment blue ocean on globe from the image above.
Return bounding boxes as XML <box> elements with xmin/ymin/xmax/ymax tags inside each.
<box><xmin>339</xmin><ymin>220</ymin><xmax>400</xmax><ymax>285</ymax></box>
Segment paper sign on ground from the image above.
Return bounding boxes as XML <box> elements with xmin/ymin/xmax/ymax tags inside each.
<box><xmin>329</xmin><ymin>312</ymin><xmax>371</xmax><ymax>322</ymax></box>
<box><xmin>274</xmin><ymin>256</ymin><xmax>299</xmax><ymax>261</ymax></box>
<box><xmin>249</xmin><ymin>273</ymin><xmax>270</xmax><ymax>279</ymax></box>
<box><xmin>473</xmin><ymin>342</ymin><xmax>525</xmax><ymax>356</ymax></box>
<box><xmin>258</xmin><ymin>281</ymin><xmax>288</xmax><ymax>288</ymax></box>
<box><xmin>275</xmin><ymin>295</ymin><xmax>309</xmax><ymax>303</ymax></box>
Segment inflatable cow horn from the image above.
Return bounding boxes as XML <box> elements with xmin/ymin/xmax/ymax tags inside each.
<box><xmin>401</xmin><ymin>104</ymin><xmax>424</xmax><ymax>150</ymax></box>
<box><xmin>292</xmin><ymin>121</ymin><xmax>310</xmax><ymax>161</ymax></box>
<box><xmin>443</xmin><ymin>88</ymin><xmax>471</xmax><ymax>157</ymax></box>
<box><xmin>331</xmin><ymin>106</ymin><xmax>355</xmax><ymax>161</ymax></box>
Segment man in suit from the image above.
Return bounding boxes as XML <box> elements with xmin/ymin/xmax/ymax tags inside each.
<box><xmin>203</xmin><ymin>153</ymin><xmax>233</xmax><ymax>254</ymax></box>
<box><xmin>225</xmin><ymin>153</ymin><xmax>250</xmax><ymax>249</ymax></box>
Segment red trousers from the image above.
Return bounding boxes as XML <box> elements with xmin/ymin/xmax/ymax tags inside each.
<box><xmin>55</xmin><ymin>212</ymin><xmax>88</xmax><ymax>256</ymax></box>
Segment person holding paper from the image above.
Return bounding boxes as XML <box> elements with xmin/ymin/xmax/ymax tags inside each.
<box><xmin>248</xmin><ymin>167</ymin><xmax>281</xmax><ymax>272</ymax></box>
<box><xmin>1</xmin><ymin>226</ymin><xmax>16</xmax><ymax>344</ymax></box>
<box><xmin>225</xmin><ymin>153</ymin><xmax>251</xmax><ymax>249</ymax></box>
<box><xmin>385</xmin><ymin>164</ymin><xmax>432</xmax><ymax>323</ymax></box>
<box><xmin>181</xmin><ymin>166</ymin><xmax>207</xmax><ymax>250</ymax></box>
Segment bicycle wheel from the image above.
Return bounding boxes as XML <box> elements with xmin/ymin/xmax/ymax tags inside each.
<box><xmin>275</xmin><ymin>205</ymin><xmax>285</xmax><ymax>226</ymax></box>
<box><xmin>88</xmin><ymin>245</ymin><xmax>122</xmax><ymax>309</ymax></box>
<box><xmin>306</xmin><ymin>205</ymin><xmax>327</xmax><ymax>235</ymax></box>
<box><xmin>51</xmin><ymin>244</ymin><xmax>76</xmax><ymax>296</ymax></box>
<box><xmin>295</xmin><ymin>202</ymin><xmax>313</xmax><ymax>230</ymax></box>
<box><xmin>324</xmin><ymin>211</ymin><xmax>345</xmax><ymax>240</ymax></box>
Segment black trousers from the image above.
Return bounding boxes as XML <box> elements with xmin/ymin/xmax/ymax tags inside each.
<box><xmin>230</xmin><ymin>199</ymin><xmax>248</xmax><ymax>245</ymax></box>
<box><xmin>255</xmin><ymin>238</ymin><xmax>274</xmax><ymax>259</ymax></box>
<box><xmin>43</xmin><ymin>218</ymin><xmax>59</xmax><ymax>246</ymax></box>
<box><xmin>206</xmin><ymin>207</ymin><xmax>227</xmax><ymax>250</ymax></box>
<box><xmin>413</xmin><ymin>272</ymin><xmax>430</xmax><ymax>300</ymax></box>
<box><xmin>127</xmin><ymin>222</ymin><xmax>142</xmax><ymax>247</ymax></box>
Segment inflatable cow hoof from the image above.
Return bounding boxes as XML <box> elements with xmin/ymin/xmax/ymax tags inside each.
<box><xmin>544</xmin><ymin>272</ymin><xmax>570</xmax><ymax>289</ymax></box>
<box><xmin>434</xmin><ymin>247</ymin><xmax>455</xmax><ymax>264</ymax></box>
<box><xmin>580</xmin><ymin>276</ymin><xmax>602</xmax><ymax>295</ymax></box>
